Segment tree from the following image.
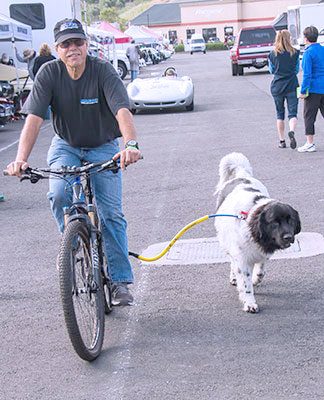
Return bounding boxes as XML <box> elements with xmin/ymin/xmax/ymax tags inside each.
<box><xmin>116</xmin><ymin>0</ymin><xmax>126</xmax><ymax>9</ymax></box>
<box><xmin>88</xmin><ymin>5</ymin><xmax>101</xmax><ymax>20</ymax></box>
<box><xmin>102</xmin><ymin>0</ymin><xmax>117</xmax><ymax>8</ymax></box>
<box><xmin>99</xmin><ymin>7</ymin><xmax>119</xmax><ymax>22</ymax></box>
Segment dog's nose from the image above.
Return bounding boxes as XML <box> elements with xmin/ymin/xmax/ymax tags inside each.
<box><xmin>282</xmin><ymin>233</ymin><xmax>294</xmax><ymax>243</ymax></box>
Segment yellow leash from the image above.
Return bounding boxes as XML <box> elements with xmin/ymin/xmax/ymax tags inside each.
<box><xmin>128</xmin><ymin>213</ymin><xmax>241</xmax><ymax>262</ymax></box>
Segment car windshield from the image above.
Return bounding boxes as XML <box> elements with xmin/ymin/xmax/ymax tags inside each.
<box><xmin>192</xmin><ymin>39</ymin><xmax>204</xmax><ymax>44</ymax></box>
<box><xmin>239</xmin><ymin>28</ymin><xmax>276</xmax><ymax>45</ymax></box>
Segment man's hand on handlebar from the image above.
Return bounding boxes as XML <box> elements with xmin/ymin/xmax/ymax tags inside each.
<box><xmin>113</xmin><ymin>147</ymin><xmax>141</xmax><ymax>171</ymax></box>
<box><xmin>6</xmin><ymin>160</ymin><xmax>29</xmax><ymax>178</ymax></box>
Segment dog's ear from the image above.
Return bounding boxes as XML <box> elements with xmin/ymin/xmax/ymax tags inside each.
<box><xmin>258</xmin><ymin>208</ymin><xmax>270</xmax><ymax>240</ymax></box>
<box><xmin>249</xmin><ymin>205</ymin><xmax>269</xmax><ymax>242</ymax></box>
<box><xmin>291</xmin><ymin>208</ymin><xmax>301</xmax><ymax>235</ymax></box>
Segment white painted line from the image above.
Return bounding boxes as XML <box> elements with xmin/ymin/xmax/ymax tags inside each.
<box><xmin>0</xmin><ymin>121</ymin><xmax>51</xmax><ymax>154</ymax></box>
<box><xmin>0</xmin><ymin>139</ymin><xmax>19</xmax><ymax>153</ymax></box>
<box><xmin>109</xmin><ymin>135</ymin><xmax>180</xmax><ymax>397</ymax></box>
<box><xmin>140</xmin><ymin>232</ymin><xmax>324</xmax><ymax>266</ymax></box>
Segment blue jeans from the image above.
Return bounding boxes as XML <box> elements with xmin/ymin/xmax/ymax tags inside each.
<box><xmin>47</xmin><ymin>136</ymin><xmax>134</xmax><ymax>283</ymax></box>
<box><xmin>272</xmin><ymin>90</ymin><xmax>299</xmax><ymax>120</ymax></box>
<box><xmin>130</xmin><ymin>70</ymin><xmax>138</xmax><ymax>82</ymax></box>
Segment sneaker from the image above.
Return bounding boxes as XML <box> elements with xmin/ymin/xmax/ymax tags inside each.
<box><xmin>278</xmin><ymin>140</ymin><xmax>286</xmax><ymax>148</ymax></box>
<box><xmin>297</xmin><ymin>142</ymin><xmax>316</xmax><ymax>153</ymax></box>
<box><xmin>288</xmin><ymin>131</ymin><xmax>297</xmax><ymax>149</ymax></box>
<box><xmin>111</xmin><ymin>282</ymin><xmax>134</xmax><ymax>306</ymax></box>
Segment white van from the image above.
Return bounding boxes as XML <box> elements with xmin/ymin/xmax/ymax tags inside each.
<box><xmin>190</xmin><ymin>34</ymin><xmax>206</xmax><ymax>54</ymax></box>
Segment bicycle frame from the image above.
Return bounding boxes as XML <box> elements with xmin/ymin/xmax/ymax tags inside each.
<box><xmin>63</xmin><ymin>174</ymin><xmax>94</xmax><ymax>226</ymax></box>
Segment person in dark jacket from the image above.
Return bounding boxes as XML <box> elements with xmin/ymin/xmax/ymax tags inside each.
<box><xmin>268</xmin><ymin>30</ymin><xmax>300</xmax><ymax>149</ymax></box>
<box><xmin>126</xmin><ymin>39</ymin><xmax>141</xmax><ymax>82</ymax></box>
<box><xmin>33</xmin><ymin>43</ymin><xmax>56</xmax><ymax>77</ymax></box>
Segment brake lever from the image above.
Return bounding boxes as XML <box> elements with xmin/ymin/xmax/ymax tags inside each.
<box><xmin>20</xmin><ymin>173</ymin><xmax>41</xmax><ymax>184</ymax></box>
<box><xmin>19</xmin><ymin>169</ymin><xmax>44</xmax><ymax>184</ymax></box>
<box><xmin>20</xmin><ymin>175</ymin><xmax>31</xmax><ymax>182</ymax></box>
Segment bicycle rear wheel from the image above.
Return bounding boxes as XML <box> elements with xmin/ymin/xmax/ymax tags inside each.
<box><xmin>58</xmin><ymin>219</ymin><xmax>105</xmax><ymax>361</ymax></box>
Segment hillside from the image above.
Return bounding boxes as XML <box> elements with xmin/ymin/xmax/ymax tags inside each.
<box><xmin>87</xmin><ymin>0</ymin><xmax>166</xmax><ymax>25</ymax></box>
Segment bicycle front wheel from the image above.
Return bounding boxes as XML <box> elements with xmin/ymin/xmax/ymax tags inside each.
<box><xmin>58</xmin><ymin>219</ymin><xmax>105</xmax><ymax>361</ymax></box>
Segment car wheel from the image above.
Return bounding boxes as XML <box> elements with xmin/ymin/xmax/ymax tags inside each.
<box><xmin>186</xmin><ymin>101</ymin><xmax>194</xmax><ymax>111</ymax></box>
<box><xmin>203</xmin><ymin>50</ymin><xmax>206</xmax><ymax>54</ymax></box>
<box><xmin>117</xmin><ymin>61</ymin><xmax>127</xmax><ymax>80</ymax></box>
<box><xmin>238</xmin><ymin>65</ymin><xmax>244</xmax><ymax>75</ymax></box>
<box><xmin>190</xmin><ymin>51</ymin><xmax>193</xmax><ymax>55</ymax></box>
<box><xmin>131</xmin><ymin>109</ymin><xmax>137</xmax><ymax>115</ymax></box>
<box><xmin>231</xmin><ymin>62</ymin><xmax>238</xmax><ymax>76</ymax></box>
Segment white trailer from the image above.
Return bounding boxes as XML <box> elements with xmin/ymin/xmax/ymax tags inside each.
<box><xmin>0</xmin><ymin>0</ymin><xmax>81</xmax><ymax>59</ymax></box>
<box><xmin>0</xmin><ymin>0</ymin><xmax>126</xmax><ymax>78</ymax></box>
<box><xmin>287</xmin><ymin>3</ymin><xmax>324</xmax><ymax>48</ymax></box>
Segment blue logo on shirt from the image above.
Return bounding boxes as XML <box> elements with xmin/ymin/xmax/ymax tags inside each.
<box><xmin>80</xmin><ymin>98</ymin><xmax>98</xmax><ymax>105</ymax></box>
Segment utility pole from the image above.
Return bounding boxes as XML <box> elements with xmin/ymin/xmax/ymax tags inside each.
<box><xmin>83</xmin><ymin>0</ymin><xmax>87</xmax><ymax>25</ymax></box>
<box><xmin>71</xmin><ymin>0</ymin><xmax>82</xmax><ymax>21</ymax></box>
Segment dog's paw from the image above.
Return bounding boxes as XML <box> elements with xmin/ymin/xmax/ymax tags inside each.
<box><xmin>230</xmin><ymin>277</ymin><xmax>237</xmax><ymax>286</ymax></box>
<box><xmin>243</xmin><ymin>302</ymin><xmax>259</xmax><ymax>313</ymax></box>
<box><xmin>252</xmin><ymin>273</ymin><xmax>264</xmax><ymax>286</ymax></box>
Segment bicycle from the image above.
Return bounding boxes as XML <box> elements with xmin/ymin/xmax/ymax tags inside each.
<box><xmin>4</xmin><ymin>158</ymin><xmax>123</xmax><ymax>361</ymax></box>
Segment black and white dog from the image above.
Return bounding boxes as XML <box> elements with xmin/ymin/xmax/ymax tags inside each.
<box><xmin>214</xmin><ymin>153</ymin><xmax>301</xmax><ymax>313</ymax></box>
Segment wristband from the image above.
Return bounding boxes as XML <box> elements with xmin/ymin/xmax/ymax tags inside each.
<box><xmin>125</xmin><ymin>145</ymin><xmax>138</xmax><ymax>150</ymax></box>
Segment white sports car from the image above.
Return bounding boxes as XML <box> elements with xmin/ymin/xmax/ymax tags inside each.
<box><xmin>127</xmin><ymin>67</ymin><xmax>194</xmax><ymax>113</ymax></box>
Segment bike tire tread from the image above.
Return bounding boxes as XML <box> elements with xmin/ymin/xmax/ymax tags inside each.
<box><xmin>58</xmin><ymin>219</ymin><xmax>105</xmax><ymax>361</ymax></box>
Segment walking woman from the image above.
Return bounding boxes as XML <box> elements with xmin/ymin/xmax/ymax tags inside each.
<box><xmin>268</xmin><ymin>30</ymin><xmax>300</xmax><ymax>149</ymax></box>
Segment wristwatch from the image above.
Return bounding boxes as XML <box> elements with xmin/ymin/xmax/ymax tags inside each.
<box><xmin>125</xmin><ymin>140</ymin><xmax>139</xmax><ymax>150</ymax></box>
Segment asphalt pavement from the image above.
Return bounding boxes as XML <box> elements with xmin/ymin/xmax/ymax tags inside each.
<box><xmin>1</xmin><ymin>51</ymin><xmax>324</xmax><ymax>400</ymax></box>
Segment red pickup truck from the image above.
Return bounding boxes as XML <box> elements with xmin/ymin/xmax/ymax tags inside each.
<box><xmin>230</xmin><ymin>26</ymin><xmax>276</xmax><ymax>76</ymax></box>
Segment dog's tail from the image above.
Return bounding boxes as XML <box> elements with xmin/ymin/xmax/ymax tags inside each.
<box><xmin>218</xmin><ymin>152</ymin><xmax>253</xmax><ymax>186</ymax></box>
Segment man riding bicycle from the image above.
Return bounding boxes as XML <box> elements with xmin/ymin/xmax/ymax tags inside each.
<box><xmin>7</xmin><ymin>18</ymin><xmax>141</xmax><ymax>306</ymax></box>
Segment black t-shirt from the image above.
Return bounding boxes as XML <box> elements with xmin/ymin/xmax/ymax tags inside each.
<box><xmin>268</xmin><ymin>50</ymin><xmax>300</xmax><ymax>96</ymax></box>
<box><xmin>22</xmin><ymin>56</ymin><xmax>130</xmax><ymax>148</ymax></box>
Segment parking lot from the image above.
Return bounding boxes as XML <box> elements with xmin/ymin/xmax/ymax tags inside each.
<box><xmin>1</xmin><ymin>50</ymin><xmax>324</xmax><ymax>400</ymax></box>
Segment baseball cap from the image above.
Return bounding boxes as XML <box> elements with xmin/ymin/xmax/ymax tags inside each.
<box><xmin>54</xmin><ymin>18</ymin><xmax>86</xmax><ymax>44</ymax></box>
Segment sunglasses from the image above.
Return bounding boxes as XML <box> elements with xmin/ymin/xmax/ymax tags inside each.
<box><xmin>59</xmin><ymin>38</ymin><xmax>86</xmax><ymax>49</ymax></box>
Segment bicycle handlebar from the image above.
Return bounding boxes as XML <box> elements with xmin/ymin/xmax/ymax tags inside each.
<box><xmin>3</xmin><ymin>158</ymin><xmax>122</xmax><ymax>183</ymax></box>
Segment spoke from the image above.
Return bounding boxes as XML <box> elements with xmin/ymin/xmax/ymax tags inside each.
<box><xmin>74</xmin><ymin>295</ymin><xmax>97</xmax><ymax>347</ymax></box>
<box><xmin>71</xmin><ymin>236</ymin><xmax>100</xmax><ymax>349</ymax></box>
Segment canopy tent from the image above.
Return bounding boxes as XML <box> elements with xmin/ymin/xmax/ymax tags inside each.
<box><xmin>0</xmin><ymin>13</ymin><xmax>32</xmax><ymax>42</ymax></box>
<box><xmin>140</xmin><ymin>25</ymin><xmax>162</xmax><ymax>41</ymax></box>
<box><xmin>84</xmin><ymin>25</ymin><xmax>117</xmax><ymax>70</ymax></box>
<box><xmin>124</xmin><ymin>25</ymin><xmax>157</xmax><ymax>44</ymax></box>
<box><xmin>0</xmin><ymin>13</ymin><xmax>32</xmax><ymax>97</ymax></box>
<box><xmin>86</xmin><ymin>25</ymin><xmax>115</xmax><ymax>41</ymax></box>
<box><xmin>96</xmin><ymin>22</ymin><xmax>131</xmax><ymax>44</ymax></box>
